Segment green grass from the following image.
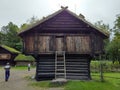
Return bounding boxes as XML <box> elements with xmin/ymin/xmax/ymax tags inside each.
<box><xmin>0</xmin><ymin>66</ymin><xmax>35</xmax><ymax>70</ymax></box>
<box><xmin>12</xmin><ymin>66</ymin><xmax>35</xmax><ymax>70</ymax></box>
<box><xmin>64</xmin><ymin>80</ymin><xmax>119</xmax><ymax>90</ymax></box>
<box><xmin>29</xmin><ymin>73</ymin><xmax>120</xmax><ymax>90</ymax></box>
<box><xmin>12</xmin><ymin>66</ymin><xmax>28</xmax><ymax>70</ymax></box>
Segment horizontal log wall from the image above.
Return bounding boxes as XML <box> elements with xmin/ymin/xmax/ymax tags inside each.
<box><xmin>66</xmin><ymin>56</ymin><xmax>90</xmax><ymax>80</ymax></box>
<box><xmin>36</xmin><ymin>55</ymin><xmax>90</xmax><ymax>81</ymax></box>
<box><xmin>36</xmin><ymin>56</ymin><xmax>55</xmax><ymax>80</ymax></box>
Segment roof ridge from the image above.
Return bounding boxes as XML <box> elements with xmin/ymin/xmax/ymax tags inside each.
<box><xmin>18</xmin><ymin>7</ymin><xmax>109</xmax><ymax>38</ymax></box>
<box><xmin>18</xmin><ymin>7</ymin><xmax>66</xmax><ymax>35</ymax></box>
<box><xmin>65</xmin><ymin>9</ymin><xmax>109</xmax><ymax>37</ymax></box>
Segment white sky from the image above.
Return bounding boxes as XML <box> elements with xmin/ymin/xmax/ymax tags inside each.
<box><xmin>0</xmin><ymin>0</ymin><xmax>120</xmax><ymax>29</ymax></box>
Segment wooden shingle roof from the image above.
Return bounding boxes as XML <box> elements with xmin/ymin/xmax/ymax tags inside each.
<box><xmin>18</xmin><ymin>6</ymin><xmax>109</xmax><ymax>38</ymax></box>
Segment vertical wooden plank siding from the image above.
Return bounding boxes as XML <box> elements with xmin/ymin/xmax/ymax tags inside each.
<box><xmin>24</xmin><ymin>35</ymin><xmax>91</xmax><ymax>54</ymax></box>
<box><xmin>34</xmin><ymin>32</ymin><xmax>38</xmax><ymax>53</ymax></box>
<box><xmin>55</xmin><ymin>37</ymin><xmax>64</xmax><ymax>51</ymax></box>
<box><xmin>25</xmin><ymin>35</ymin><xmax>34</xmax><ymax>53</ymax></box>
<box><xmin>66</xmin><ymin>36</ymin><xmax>75</xmax><ymax>52</ymax></box>
<box><xmin>38</xmin><ymin>36</ymin><xmax>50</xmax><ymax>52</ymax></box>
<box><xmin>66</xmin><ymin>36</ymin><xmax>90</xmax><ymax>53</ymax></box>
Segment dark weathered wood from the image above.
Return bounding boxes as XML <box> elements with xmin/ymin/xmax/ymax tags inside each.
<box><xmin>19</xmin><ymin>8</ymin><xmax>108</xmax><ymax>81</ymax></box>
<box><xmin>0</xmin><ymin>46</ymin><xmax>19</xmax><ymax>66</ymax></box>
<box><xmin>35</xmin><ymin>55</ymin><xmax>91</xmax><ymax>81</ymax></box>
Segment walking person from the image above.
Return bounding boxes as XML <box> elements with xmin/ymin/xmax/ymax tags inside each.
<box><xmin>28</xmin><ymin>63</ymin><xmax>31</xmax><ymax>71</ymax></box>
<box><xmin>4</xmin><ymin>63</ymin><xmax>11</xmax><ymax>82</ymax></box>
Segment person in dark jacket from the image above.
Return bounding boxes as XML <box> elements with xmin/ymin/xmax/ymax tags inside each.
<box><xmin>4</xmin><ymin>63</ymin><xmax>11</xmax><ymax>81</ymax></box>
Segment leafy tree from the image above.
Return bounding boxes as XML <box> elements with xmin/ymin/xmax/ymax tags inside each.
<box><xmin>20</xmin><ymin>16</ymin><xmax>39</xmax><ymax>31</ymax></box>
<box><xmin>114</xmin><ymin>14</ymin><xmax>120</xmax><ymax>33</ymax></box>
<box><xmin>106</xmin><ymin>15</ymin><xmax>120</xmax><ymax>63</ymax></box>
<box><xmin>95</xmin><ymin>20</ymin><xmax>111</xmax><ymax>34</ymax></box>
<box><xmin>0</xmin><ymin>16</ymin><xmax>39</xmax><ymax>51</ymax></box>
<box><xmin>1</xmin><ymin>22</ymin><xmax>22</xmax><ymax>51</ymax></box>
<box><xmin>27</xmin><ymin>16</ymin><xmax>39</xmax><ymax>25</ymax></box>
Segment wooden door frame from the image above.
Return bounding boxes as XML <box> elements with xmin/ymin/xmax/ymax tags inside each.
<box><xmin>55</xmin><ymin>36</ymin><xmax>65</xmax><ymax>51</ymax></box>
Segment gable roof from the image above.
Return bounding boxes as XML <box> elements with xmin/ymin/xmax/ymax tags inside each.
<box><xmin>18</xmin><ymin>6</ymin><xmax>109</xmax><ymax>38</ymax></box>
<box><xmin>0</xmin><ymin>45</ymin><xmax>20</xmax><ymax>54</ymax></box>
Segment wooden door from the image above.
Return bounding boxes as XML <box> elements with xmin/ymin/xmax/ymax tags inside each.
<box><xmin>55</xmin><ymin>37</ymin><xmax>64</xmax><ymax>51</ymax></box>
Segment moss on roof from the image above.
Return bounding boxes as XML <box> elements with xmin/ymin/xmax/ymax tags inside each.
<box><xmin>0</xmin><ymin>45</ymin><xmax>20</xmax><ymax>54</ymax></box>
<box><xmin>14</xmin><ymin>54</ymin><xmax>35</xmax><ymax>61</ymax></box>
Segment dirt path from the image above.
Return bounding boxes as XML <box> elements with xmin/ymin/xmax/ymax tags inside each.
<box><xmin>0</xmin><ymin>67</ymin><xmax>63</xmax><ymax>90</ymax></box>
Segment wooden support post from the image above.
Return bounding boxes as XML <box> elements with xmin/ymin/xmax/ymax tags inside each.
<box><xmin>99</xmin><ymin>54</ymin><xmax>104</xmax><ymax>82</ymax></box>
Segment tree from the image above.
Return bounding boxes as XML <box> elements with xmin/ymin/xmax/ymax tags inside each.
<box><xmin>95</xmin><ymin>20</ymin><xmax>111</xmax><ymax>34</ymax></box>
<box><xmin>20</xmin><ymin>16</ymin><xmax>39</xmax><ymax>31</ymax></box>
<box><xmin>1</xmin><ymin>22</ymin><xmax>22</xmax><ymax>51</ymax></box>
<box><xmin>105</xmin><ymin>15</ymin><xmax>120</xmax><ymax>63</ymax></box>
<box><xmin>114</xmin><ymin>14</ymin><xmax>120</xmax><ymax>33</ymax></box>
<box><xmin>0</xmin><ymin>16</ymin><xmax>40</xmax><ymax>51</ymax></box>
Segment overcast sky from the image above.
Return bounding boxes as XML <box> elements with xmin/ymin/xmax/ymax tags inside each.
<box><xmin>0</xmin><ymin>0</ymin><xmax>120</xmax><ymax>29</ymax></box>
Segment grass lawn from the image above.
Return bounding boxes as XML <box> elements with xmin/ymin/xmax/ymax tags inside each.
<box><xmin>12</xmin><ymin>66</ymin><xmax>28</xmax><ymax>70</ymax></box>
<box><xmin>0</xmin><ymin>65</ymin><xmax>35</xmax><ymax>70</ymax></box>
<box><xmin>12</xmin><ymin>66</ymin><xmax>35</xmax><ymax>70</ymax></box>
<box><xmin>29</xmin><ymin>73</ymin><xmax>120</xmax><ymax>90</ymax></box>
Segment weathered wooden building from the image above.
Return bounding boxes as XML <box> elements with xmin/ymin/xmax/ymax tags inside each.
<box><xmin>0</xmin><ymin>45</ymin><xmax>20</xmax><ymax>66</ymax></box>
<box><xmin>18</xmin><ymin>6</ymin><xmax>108</xmax><ymax>81</ymax></box>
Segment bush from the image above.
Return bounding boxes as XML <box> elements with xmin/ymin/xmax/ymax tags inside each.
<box><xmin>91</xmin><ymin>60</ymin><xmax>120</xmax><ymax>72</ymax></box>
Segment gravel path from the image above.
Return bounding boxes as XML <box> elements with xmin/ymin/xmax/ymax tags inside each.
<box><xmin>0</xmin><ymin>67</ymin><xmax>63</xmax><ymax>90</ymax></box>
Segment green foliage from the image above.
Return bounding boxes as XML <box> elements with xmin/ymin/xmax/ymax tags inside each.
<box><xmin>14</xmin><ymin>54</ymin><xmax>35</xmax><ymax>61</ymax></box>
<box><xmin>0</xmin><ymin>16</ymin><xmax>39</xmax><ymax>51</ymax></box>
<box><xmin>94</xmin><ymin>16</ymin><xmax>120</xmax><ymax>63</ymax></box>
<box><xmin>95</xmin><ymin>20</ymin><xmax>110</xmax><ymax>34</ymax></box>
<box><xmin>20</xmin><ymin>16</ymin><xmax>39</xmax><ymax>32</ymax></box>
<box><xmin>105</xmin><ymin>15</ymin><xmax>120</xmax><ymax>62</ymax></box>
<box><xmin>106</xmin><ymin>38</ymin><xmax>120</xmax><ymax>62</ymax></box>
<box><xmin>0</xmin><ymin>22</ymin><xmax>22</xmax><ymax>51</ymax></box>
<box><xmin>1</xmin><ymin>45</ymin><xmax>20</xmax><ymax>53</ymax></box>
<box><xmin>91</xmin><ymin>61</ymin><xmax>120</xmax><ymax>72</ymax></box>
<box><xmin>114</xmin><ymin>15</ymin><xmax>120</xmax><ymax>33</ymax></box>
<box><xmin>27</xmin><ymin>16</ymin><xmax>39</xmax><ymax>25</ymax></box>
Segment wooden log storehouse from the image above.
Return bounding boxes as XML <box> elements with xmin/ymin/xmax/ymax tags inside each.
<box><xmin>18</xmin><ymin>6</ymin><xmax>109</xmax><ymax>81</ymax></box>
<box><xmin>0</xmin><ymin>45</ymin><xmax>20</xmax><ymax>66</ymax></box>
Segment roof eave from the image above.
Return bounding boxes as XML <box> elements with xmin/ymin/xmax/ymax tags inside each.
<box><xmin>65</xmin><ymin>9</ymin><xmax>109</xmax><ymax>38</ymax></box>
<box><xmin>18</xmin><ymin>7</ymin><xmax>109</xmax><ymax>38</ymax></box>
<box><xmin>18</xmin><ymin>8</ymin><xmax>67</xmax><ymax>36</ymax></box>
